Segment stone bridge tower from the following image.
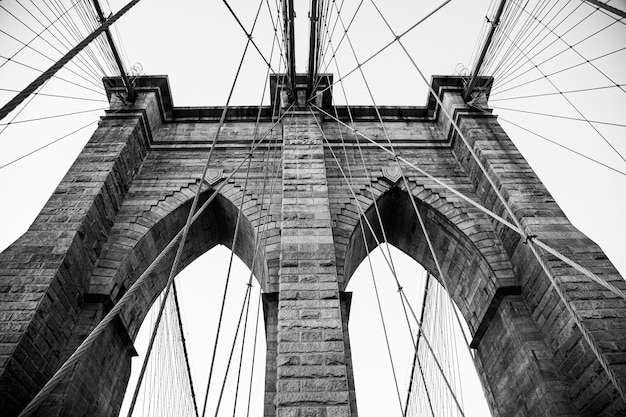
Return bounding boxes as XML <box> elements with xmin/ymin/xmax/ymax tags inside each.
<box><xmin>0</xmin><ymin>74</ymin><xmax>625</xmax><ymax>417</ymax></box>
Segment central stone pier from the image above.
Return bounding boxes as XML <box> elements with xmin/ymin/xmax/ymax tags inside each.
<box><xmin>273</xmin><ymin>110</ymin><xmax>355</xmax><ymax>417</ymax></box>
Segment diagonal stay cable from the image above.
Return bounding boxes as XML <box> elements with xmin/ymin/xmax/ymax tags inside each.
<box><xmin>0</xmin><ymin>119</ymin><xmax>97</xmax><ymax>170</ymax></box>
<box><xmin>491</xmin><ymin>112</ymin><xmax>626</xmax><ymax>176</ymax></box>
<box><xmin>0</xmin><ymin>0</ymin><xmax>141</xmax><ymax>122</ymax></box>
<box><xmin>321</xmin><ymin>3</ymin><xmax>626</xmax><ymax>397</ymax></box>
<box><xmin>490</xmin><ymin>83</ymin><xmax>626</xmax><ymax>101</ymax></box>
<box><xmin>15</xmin><ymin>104</ymin><xmax>290</xmax><ymax>417</ymax></box>
<box><xmin>320</xmin><ymin>5</ymin><xmax>472</xmax><ymax>408</ymax></box>
<box><xmin>170</xmin><ymin>282</ymin><xmax>200</xmax><ymax>417</ymax></box>
<box><xmin>492</xmin><ymin>20</ymin><xmax>626</xmax><ymax>165</ymax></box>
<box><xmin>0</xmin><ymin>54</ymin><xmax>104</xmax><ymax>96</ymax></box>
<box><xmin>491</xmin><ymin>105</ymin><xmax>626</xmax><ymax>128</ymax></box>
<box><xmin>363</xmin><ymin>0</ymin><xmax>626</xmax><ymax>300</ymax></box>
<box><xmin>312</xmin><ymin>103</ymin><xmax>626</xmax><ymax>304</ymax></box>
<box><xmin>491</xmin><ymin>45</ymin><xmax>626</xmax><ymax>97</ymax></box>
<box><xmin>221</xmin><ymin>0</ymin><xmax>276</xmax><ymax>73</ymax></box>
<box><xmin>310</xmin><ymin>106</ymin><xmax>467</xmax><ymax>416</ymax></box>
<box><xmin>0</xmin><ymin>87</ymin><xmax>108</xmax><ymax>102</ymax></box>
<box><xmin>313</xmin><ymin>0</ymin><xmax>453</xmax><ymax>99</ymax></box>
<box><xmin>0</xmin><ymin>0</ymin><xmax>85</xmax><ymax>71</ymax></box>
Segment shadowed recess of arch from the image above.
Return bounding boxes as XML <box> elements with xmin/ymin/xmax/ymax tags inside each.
<box><xmin>342</xmin><ymin>187</ymin><xmax>504</xmax><ymax>336</ymax></box>
<box><xmin>101</xmin><ymin>188</ymin><xmax>268</xmax><ymax>340</ymax></box>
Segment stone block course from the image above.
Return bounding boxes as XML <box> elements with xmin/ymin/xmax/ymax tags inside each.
<box><xmin>0</xmin><ymin>76</ymin><xmax>624</xmax><ymax>416</ymax></box>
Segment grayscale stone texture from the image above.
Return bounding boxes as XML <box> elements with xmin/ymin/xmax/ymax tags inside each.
<box><xmin>0</xmin><ymin>75</ymin><xmax>624</xmax><ymax>416</ymax></box>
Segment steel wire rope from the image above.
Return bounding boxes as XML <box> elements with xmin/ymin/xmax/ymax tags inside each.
<box><xmin>478</xmin><ymin>0</ymin><xmax>525</xmax><ymax>77</ymax></box>
<box><xmin>0</xmin><ymin>0</ymin><xmax>142</xmax><ymax>122</ymax></box>
<box><xmin>245</xmin><ymin>291</ymin><xmax>262</xmax><ymax>417</ymax></box>
<box><xmin>491</xmin><ymin>44</ymin><xmax>626</xmax><ymax>96</ymax></box>
<box><xmin>309</xmin><ymin>104</ymin><xmax>410</xmax><ymax>416</ymax></box>
<box><xmin>314</xmin><ymin>0</ymin><xmax>345</xmax><ymax>83</ymax></box>
<box><xmin>348</xmin><ymin>0</ymin><xmax>626</xmax><ymax>302</ymax></box>
<box><xmin>1</xmin><ymin>2</ymin><xmax>106</xmax><ymax>89</ymax></box>
<box><xmin>210</xmin><ymin>282</ymin><xmax>253</xmax><ymax>417</ymax></box>
<box><xmin>342</xmin><ymin>0</ymin><xmax>626</xmax><ymax>402</ymax></box>
<box><xmin>0</xmin><ymin>54</ymin><xmax>104</xmax><ymax>96</ymax></box>
<box><xmin>310</xmin><ymin>106</ymin><xmax>466</xmax><ymax>416</ymax></box>
<box><xmin>226</xmin><ymin>30</ymin><xmax>285</xmax><ymax>417</ymax></box>
<box><xmin>0</xmin><ymin>119</ymin><xmax>96</xmax><ymax>170</ymax></box>
<box><xmin>44</xmin><ymin>0</ymin><xmax>111</xmax><ymax>81</ymax></box>
<box><xmin>221</xmin><ymin>0</ymin><xmax>277</xmax><ymax>74</ymax></box>
<box><xmin>335</xmin><ymin>0</ymin><xmax>475</xmax><ymax>362</ymax></box>
<box><xmin>488</xmin><ymin>0</ymin><xmax>559</xmax><ymax>83</ymax></box>
<box><xmin>313</xmin><ymin>0</ymin><xmax>366</xmax><ymax>94</ymax></box>
<box><xmin>487</xmin><ymin>0</ymin><xmax>576</xmax><ymax>83</ymax></box>
<box><xmin>313</xmin><ymin>102</ymin><xmax>626</xmax><ymax>304</ymax></box>
<box><xmin>324</xmin><ymin>6</ymin><xmax>475</xmax><ymax>399</ymax></box>
<box><xmin>323</xmin><ymin>0</ymin><xmax>407</xmax><ymax>288</ymax></box>
<box><xmin>106</xmin><ymin>109</ymin><xmax>291</xmax><ymax>417</ymax></box>
<box><xmin>312</xmin><ymin>0</ymin><xmax>453</xmax><ymax>99</ymax></box>
<box><xmin>0</xmin><ymin>86</ymin><xmax>108</xmax><ymax>102</ymax></box>
<box><xmin>0</xmin><ymin>106</ymin><xmax>107</xmax><ymax>126</ymax></box>
<box><xmin>485</xmin><ymin>0</ymin><xmax>545</xmax><ymax>79</ymax></box>
<box><xmin>0</xmin><ymin>0</ymin><xmax>84</xmax><ymax>69</ymax></box>
<box><xmin>508</xmin><ymin>0</ymin><xmax>626</xmax><ymax>95</ymax></box>
<box><xmin>579</xmin><ymin>0</ymin><xmax>626</xmax><ymax>24</ymax></box>
<box><xmin>195</xmin><ymin>4</ymin><xmax>269</xmax><ymax>415</ymax></box>
<box><xmin>491</xmin><ymin>104</ymin><xmax>626</xmax><ymax>127</ymax></box>
<box><xmin>170</xmin><ymin>282</ymin><xmax>200</xmax><ymax>417</ymax></box>
<box><xmin>0</xmin><ymin>80</ymin><xmax>45</xmax><ymax>137</ymax></box>
<box><xmin>404</xmin><ymin>272</ymin><xmax>435</xmax><ymax>417</ymax></box>
<box><xmin>264</xmin><ymin>0</ymin><xmax>287</xmax><ymax>81</ymax></box>
<box><xmin>496</xmin><ymin>0</ymin><xmax>626</xmax><ymax>95</ymax></box>
<box><xmin>0</xmin><ymin>26</ymin><xmax>104</xmax><ymax>90</ymax></box>
<box><xmin>318</xmin><ymin>34</ymin><xmax>441</xmax><ymax>416</ymax></box>
<box><xmin>317</xmin><ymin>18</ymin><xmax>404</xmax><ymax>293</ymax></box>
<box><xmin>320</xmin><ymin>32</ymin><xmax>473</xmax><ymax>393</ymax></box>
<box><xmin>77</xmin><ymin>0</ymin><xmax>120</xmax><ymax>76</ymax></box>
<box><xmin>490</xmin><ymin>19</ymin><xmax>626</xmax><ymax>165</ymax></box>
<box><xmin>490</xmin><ymin>82</ymin><xmax>626</xmax><ymax>101</ymax></box>
<box><xmin>487</xmin><ymin>112</ymin><xmax>626</xmax><ymax>176</ymax></box>
<box><xmin>490</xmin><ymin>0</ymin><xmax>577</xmax><ymax>87</ymax></box>
<box><xmin>491</xmin><ymin>10</ymin><xmax>619</xmax><ymax>94</ymax></box>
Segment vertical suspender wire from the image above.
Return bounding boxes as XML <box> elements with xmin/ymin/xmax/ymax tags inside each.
<box><xmin>212</xmin><ymin>282</ymin><xmax>252</xmax><ymax>417</ymax></box>
<box><xmin>320</xmin><ymin>8</ymin><xmax>467</xmax><ymax>414</ymax></box>
<box><xmin>245</xmin><ymin>291</ymin><xmax>262</xmax><ymax>417</ymax></box>
<box><xmin>404</xmin><ymin>272</ymin><xmax>435</xmax><ymax>417</ymax></box>
<box><xmin>351</xmin><ymin>0</ymin><xmax>626</xmax><ymax>303</ymax></box>
<box><xmin>312</xmin><ymin>103</ymin><xmax>626</xmax><ymax>304</ymax></box>
<box><xmin>308</xmin><ymin>104</ymin><xmax>408</xmax><ymax>413</ymax></box>
<box><xmin>313</xmin><ymin>68</ymin><xmax>468</xmax><ymax>416</ymax></box>
<box><xmin>15</xmin><ymin>107</ymin><xmax>290</xmax><ymax>417</ymax></box>
<box><xmin>229</xmin><ymin>25</ymin><xmax>284</xmax><ymax>415</ymax></box>
<box><xmin>197</xmin><ymin>3</ymin><xmax>272</xmax><ymax>415</ymax></box>
<box><xmin>319</xmin><ymin>34</ymin><xmax>438</xmax><ymax>413</ymax></box>
<box><xmin>309</xmin><ymin>108</ymin><xmax>460</xmax><ymax>415</ymax></box>
<box><xmin>333</xmin><ymin>0</ymin><xmax>471</xmax><ymax>357</ymax></box>
<box><xmin>369</xmin><ymin>0</ymin><xmax>626</xmax><ymax>403</ymax></box>
<box><xmin>325</xmin><ymin>0</ymin><xmax>404</xmax><ymax>290</ymax></box>
<box><xmin>171</xmin><ymin>282</ymin><xmax>200</xmax><ymax>417</ymax></box>
<box><xmin>126</xmin><ymin>3</ymin><xmax>266</xmax><ymax>406</ymax></box>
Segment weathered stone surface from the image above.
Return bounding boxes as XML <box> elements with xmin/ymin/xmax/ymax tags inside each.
<box><xmin>0</xmin><ymin>75</ymin><xmax>624</xmax><ymax>416</ymax></box>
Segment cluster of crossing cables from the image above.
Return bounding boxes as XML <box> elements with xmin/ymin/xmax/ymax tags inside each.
<box><xmin>0</xmin><ymin>0</ymin><xmax>625</xmax><ymax>416</ymax></box>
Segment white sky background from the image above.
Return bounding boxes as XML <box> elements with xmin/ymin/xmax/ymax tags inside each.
<box><xmin>0</xmin><ymin>0</ymin><xmax>625</xmax><ymax>416</ymax></box>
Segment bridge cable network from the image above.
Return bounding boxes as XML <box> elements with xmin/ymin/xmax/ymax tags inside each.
<box><xmin>0</xmin><ymin>0</ymin><xmax>625</xmax><ymax>415</ymax></box>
